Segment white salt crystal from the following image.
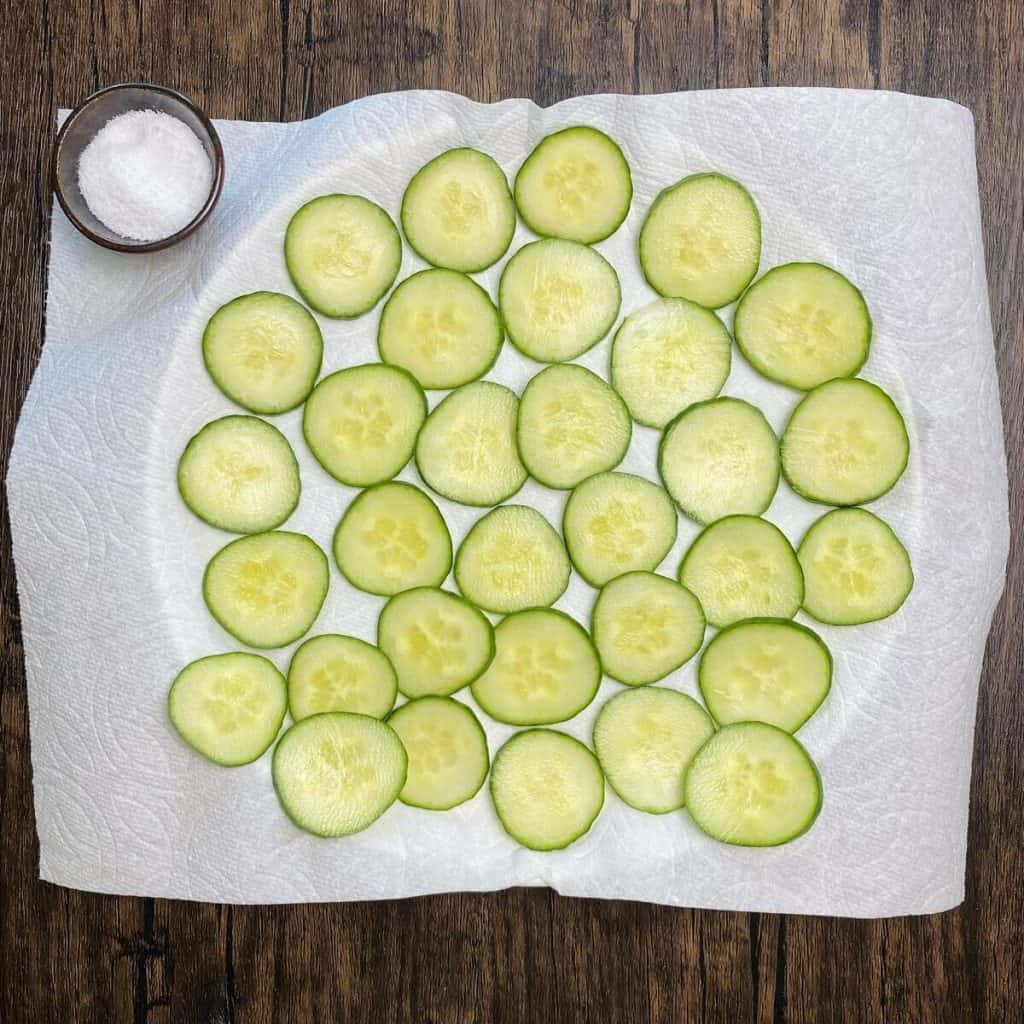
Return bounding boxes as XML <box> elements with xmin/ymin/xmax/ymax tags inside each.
<box><xmin>77</xmin><ymin>109</ymin><xmax>214</xmax><ymax>243</ymax></box>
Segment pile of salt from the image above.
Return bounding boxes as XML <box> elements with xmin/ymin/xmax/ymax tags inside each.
<box><xmin>77</xmin><ymin>109</ymin><xmax>213</xmax><ymax>243</ymax></box>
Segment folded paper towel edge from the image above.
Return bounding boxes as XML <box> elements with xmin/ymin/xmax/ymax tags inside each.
<box><xmin>59</xmin><ymin>84</ymin><xmax>976</xmax><ymax>132</ymax></box>
<box><xmin>34</xmin><ymin>862</ymin><xmax>968</xmax><ymax>918</ymax></box>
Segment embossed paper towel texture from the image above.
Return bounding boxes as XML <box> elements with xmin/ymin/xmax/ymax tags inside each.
<box><xmin>8</xmin><ymin>89</ymin><xmax>1008</xmax><ymax>914</ymax></box>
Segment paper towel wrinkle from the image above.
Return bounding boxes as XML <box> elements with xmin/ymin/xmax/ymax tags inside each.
<box><xmin>7</xmin><ymin>88</ymin><xmax>1007</xmax><ymax>915</ymax></box>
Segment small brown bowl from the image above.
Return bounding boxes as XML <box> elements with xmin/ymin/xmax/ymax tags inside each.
<box><xmin>53</xmin><ymin>83</ymin><xmax>225</xmax><ymax>253</ymax></box>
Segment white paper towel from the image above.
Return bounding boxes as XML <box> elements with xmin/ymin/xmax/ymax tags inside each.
<box><xmin>7</xmin><ymin>89</ymin><xmax>1008</xmax><ymax>915</ymax></box>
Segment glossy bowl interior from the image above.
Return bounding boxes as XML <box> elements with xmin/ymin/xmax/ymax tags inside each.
<box><xmin>53</xmin><ymin>83</ymin><xmax>225</xmax><ymax>253</ymax></box>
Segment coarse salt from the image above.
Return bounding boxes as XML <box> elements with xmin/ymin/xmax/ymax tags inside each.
<box><xmin>77</xmin><ymin>109</ymin><xmax>213</xmax><ymax>242</ymax></box>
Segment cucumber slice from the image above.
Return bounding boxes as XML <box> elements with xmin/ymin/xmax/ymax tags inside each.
<box><xmin>610</xmin><ymin>297</ymin><xmax>732</xmax><ymax>429</ymax></box>
<box><xmin>178</xmin><ymin>415</ymin><xmax>300</xmax><ymax>534</ymax></box>
<box><xmin>203</xmin><ymin>531</ymin><xmax>329</xmax><ymax>648</ymax></box>
<box><xmin>287</xmin><ymin>634</ymin><xmax>397</xmax><ymax>721</ymax></box>
<box><xmin>471</xmin><ymin>608</ymin><xmax>600</xmax><ymax>726</ymax></box>
<box><xmin>499</xmin><ymin>239</ymin><xmax>621</xmax><ymax>362</ymax></box>
<box><xmin>591</xmin><ymin>571</ymin><xmax>705</xmax><ymax>686</ymax></box>
<box><xmin>454</xmin><ymin>505</ymin><xmax>570</xmax><ymax>614</ymax></box>
<box><xmin>658</xmin><ymin>397</ymin><xmax>779</xmax><ymax>525</ymax></box>
<box><xmin>679</xmin><ymin>515</ymin><xmax>803</xmax><ymax>628</ymax></box>
<box><xmin>168</xmin><ymin>653</ymin><xmax>287</xmax><ymax>766</ymax></box>
<box><xmin>333</xmin><ymin>482</ymin><xmax>452</xmax><ymax>597</ymax></box>
<box><xmin>593</xmin><ymin>688</ymin><xmax>714</xmax><ymax>813</ymax></box>
<box><xmin>563</xmin><ymin>472</ymin><xmax>678</xmax><ymax>587</ymax></box>
<box><xmin>400</xmin><ymin>148</ymin><xmax>516</xmax><ymax>272</ymax></box>
<box><xmin>798</xmin><ymin>508</ymin><xmax>913</xmax><ymax>625</ymax></box>
<box><xmin>272</xmin><ymin>712</ymin><xmax>407</xmax><ymax>837</ymax></box>
<box><xmin>638</xmin><ymin>173</ymin><xmax>761</xmax><ymax>309</ymax></box>
<box><xmin>684</xmin><ymin>722</ymin><xmax>822</xmax><ymax>846</ymax></box>
<box><xmin>733</xmin><ymin>262</ymin><xmax>871</xmax><ymax>389</ymax></box>
<box><xmin>516</xmin><ymin>364</ymin><xmax>632</xmax><ymax>489</ymax></box>
<box><xmin>377</xmin><ymin>587</ymin><xmax>495</xmax><ymax>698</ymax></box>
<box><xmin>202</xmin><ymin>292</ymin><xmax>323</xmax><ymax>414</ymax></box>
<box><xmin>698</xmin><ymin>619</ymin><xmax>832</xmax><ymax>732</ymax></box>
<box><xmin>490</xmin><ymin>729</ymin><xmax>604</xmax><ymax>850</ymax></box>
<box><xmin>780</xmin><ymin>378</ymin><xmax>909</xmax><ymax>506</ymax></box>
<box><xmin>284</xmin><ymin>194</ymin><xmax>401</xmax><ymax>318</ymax></box>
<box><xmin>387</xmin><ymin>696</ymin><xmax>489</xmax><ymax>809</ymax></box>
<box><xmin>377</xmin><ymin>269</ymin><xmax>503</xmax><ymax>389</ymax></box>
<box><xmin>302</xmin><ymin>363</ymin><xmax>426</xmax><ymax>487</ymax></box>
<box><xmin>514</xmin><ymin>126</ymin><xmax>632</xmax><ymax>244</ymax></box>
<box><xmin>415</xmin><ymin>381</ymin><xmax>527</xmax><ymax>506</ymax></box>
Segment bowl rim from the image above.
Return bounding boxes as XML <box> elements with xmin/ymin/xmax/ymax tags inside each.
<box><xmin>52</xmin><ymin>82</ymin><xmax>225</xmax><ymax>254</ymax></box>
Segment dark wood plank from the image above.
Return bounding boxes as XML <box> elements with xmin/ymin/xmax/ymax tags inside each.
<box><xmin>1</xmin><ymin>2</ymin><xmax>1022</xmax><ymax>1023</ymax></box>
<box><xmin>768</xmin><ymin>0</ymin><xmax>879</xmax><ymax>87</ymax></box>
<box><xmin>762</xmin><ymin>4</ymin><xmax>1021</xmax><ymax>1021</ymax></box>
<box><xmin>0</xmin><ymin>3</ymin><xmax>119</xmax><ymax>1023</ymax></box>
<box><xmin>766</xmin><ymin>14</ymin><xmax>947</xmax><ymax>1021</ymax></box>
<box><xmin>896</xmin><ymin>1</ymin><xmax>1024</xmax><ymax>1020</ymax></box>
<box><xmin>715</xmin><ymin>0</ymin><xmax>765</xmax><ymax>89</ymax></box>
<box><xmin>0</xmin><ymin>1</ymin><xmax>142</xmax><ymax>1021</ymax></box>
<box><xmin>135</xmin><ymin>1</ymin><xmax>295</xmax><ymax>1018</ymax></box>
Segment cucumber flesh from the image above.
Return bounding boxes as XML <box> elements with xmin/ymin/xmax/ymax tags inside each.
<box><xmin>377</xmin><ymin>269</ymin><xmax>503</xmax><ymax>389</ymax></box>
<box><xmin>333</xmin><ymin>482</ymin><xmax>452</xmax><ymax>597</ymax></box>
<box><xmin>499</xmin><ymin>239</ymin><xmax>621</xmax><ymax>362</ymax></box>
<box><xmin>781</xmin><ymin>377</ymin><xmax>909</xmax><ymax>506</ymax></box>
<box><xmin>611</xmin><ymin>297</ymin><xmax>732</xmax><ymax>429</ymax></box>
<box><xmin>679</xmin><ymin>515</ymin><xmax>803</xmax><ymax>628</ymax></box>
<box><xmin>470</xmin><ymin>608</ymin><xmax>600</xmax><ymax>726</ymax></box>
<box><xmin>454</xmin><ymin>505</ymin><xmax>570</xmax><ymax>614</ymax></box>
<box><xmin>639</xmin><ymin>173</ymin><xmax>760</xmax><ymax>309</ymax></box>
<box><xmin>203</xmin><ymin>531</ymin><xmax>329</xmax><ymax>648</ymax></box>
<box><xmin>302</xmin><ymin>363</ymin><xmax>426</xmax><ymax>487</ymax></box>
<box><xmin>284</xmin><ymin>194</ymin><xmax>402</xmax><ymax>318</ymax></box>
<box><xmin>388</xmin><ymin>696</ymin><xmax>489</xmax><ymax>809</ymax></box>
<box><xmin>734</xmin><ymin>262</ymin><xmax>871</xmax><ymax>389</ymax></box>
<box><xmin>684</xmin><ymin>722</ymin><xmax>822</xmax><ymax>846</ymax></box>
<box><xmin>514</xmin><ymin>126</ymin><xmax>632</xmax><ymax>244</ymax></box>
<box><xmin>202</xmin><ymin>292</ymin><xmax>323</xmax><ymax>415</ymax></box>
<box><xmin>415</xmin><ymin>381</ymin><xmax>527</xmax><ymax>506</ymax></box>
<box><xmin>563</xmin><ymin>472</ymin><xmax>678</xmax><ymax>587</ymax></box>
<box><xmin>287</xmin><ymin>634</ymin><xmax>397</xmax><ymax>721</ymax></box>
<box><xmin>178</xmin><ymin>416</ymin><xmax>300</xmax><ymax>534</ymax></box>
<box><xmin>659</xmin><ymin>397</ymin><xmax>779</xmax><ymax>525</ymax></box>
<box><xmin>698</xmin><ymin>618</ymin><xmax>832</xmax><ymax>732</ymax></box>
<box><xmin>593</xmin><ymin>688</ymin><xmax>714</xmax><ymax>813</ymax></box>
<box><xmin>272</xmin><ymin>713</ymin><xmax>407</xmax><ymax>837</ymax></box>
<box><xmin>377</xmin><ymin>587</ymin><xmax>494</xmax><ymax>698</ymax></box>
<box><xmin>401</xmin><ymin>148</ymin><xmax>516</xmax><ymax>272</ymax></box>
<box><xmin>168</xmin><ymin>653</ymin><xmax>287</xmax><ymax>766</ymax></box>
<box><xmin>517</xmin><ymin>364</ymin><xmax>631</xmax><ymax>489</ymax></box>
<box><xmin>591</xmin><ymin>571</ymin><xmax>705</xmax><ymax>686</ymax></box>
<box><xmin>490</xmin><ymin>729</ymin><xmax>604</xmax><ymax>850</ymax></box>
<box><xmin>798</xmin><ymin>508</ymin><xmax>913</xmax><ymax>625</ymax></box>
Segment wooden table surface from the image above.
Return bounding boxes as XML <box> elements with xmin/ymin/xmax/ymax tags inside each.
<box><xmin>1</xmin><ymin>2</ymin><xmax>1021</xmax><ymax>1021</ymax></box>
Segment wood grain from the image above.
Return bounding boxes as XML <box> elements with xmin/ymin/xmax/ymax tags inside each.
<box><xmin>1</xmin><ymin>1</ymin><xmax>1021</xmax><ymax>1021</ymax></box>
